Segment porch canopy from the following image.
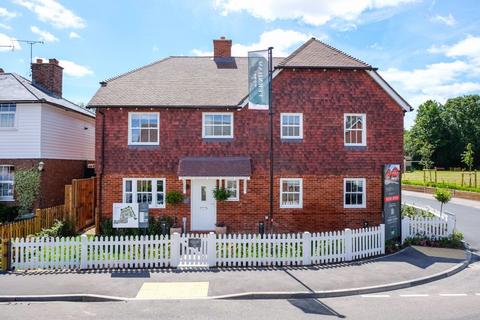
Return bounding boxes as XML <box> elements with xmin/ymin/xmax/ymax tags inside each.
<box><xmin>178</xmin><ymin>156</ymin><xmax>251</xmax><ymax>193</ymax></box>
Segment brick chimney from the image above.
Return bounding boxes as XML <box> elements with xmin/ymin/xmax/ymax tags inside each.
<box><xmin>213</xmin><ymin>36</ymin><xmax>232</xmax><ymax>58</ymax></box>
<box><xmin>31</xmin><ymin>58</ymin><xmax>63</xmax><ymax>97</ymax></box>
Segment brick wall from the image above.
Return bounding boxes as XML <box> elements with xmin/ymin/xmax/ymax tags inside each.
<box><xmin>31</xmin><ymin>59</ymin><xmax>63</xmax><ymax>97</ymax></box>
<box><xmin>96</xmin><ymin>69</ymin><xmax>404</xmax><ymax>233</ymax></box>
<box><xmin>0</xmin><ymin>159</ymin><xmax>87</xmax><ymax>208</ymax></box>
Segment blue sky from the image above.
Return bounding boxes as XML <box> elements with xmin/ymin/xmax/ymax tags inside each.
<box><xmin>1</xmin><ymin>0</ymin><xmax>479</xmax><ymax>127</ymax></box>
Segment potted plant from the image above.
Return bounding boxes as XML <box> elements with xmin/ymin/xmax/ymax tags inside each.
<box><xmin>213</xmin><ymin>187</ymin><xmax>231</xmax><ymax>201</ymax></box>
<box><xmin>165</xmin><ymin>190</ymin><xmax>184</xmax><ymax>234</ymax></box>
<box><xmin>14</xmin><ymin>168</ymin><xmax>41</xmax><ymax>220</ymax></box>
<box><xmin>215</xmin><ymin>222</ymin><xmax>227</xmax><ymax>234</ymax></box>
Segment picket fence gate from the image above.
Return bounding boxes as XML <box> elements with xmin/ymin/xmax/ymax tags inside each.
<box><xmin>10</xmin><ymin>225</ymin><xmax>385</xmax><ymax>271</ymax></box>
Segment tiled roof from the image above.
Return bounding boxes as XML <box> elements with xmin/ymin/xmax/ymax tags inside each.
<box><xmin>89</xmin><ymin>57</ymin><xmax>282</xmax><ymax>108</ymax></box>
<box><xmin>178</xmin><ymin>156</ymin><xmax>252</xmax><ymax>177</ymax></box>
<box><xmin>0</xmin><ymin>73</ymin><xmax>94</xmax><ymax>117</ymax></box>
<box><xmin>277</xmin><ymin>38</ymin><xmax>372</xmax><ymax>69</ymax></box>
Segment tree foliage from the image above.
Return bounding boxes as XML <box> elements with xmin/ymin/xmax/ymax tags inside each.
<box><xmin>405</xmin><ymin>95</ymin><xmax>480</xmax><ymax>168</ymax></box>
<box><xmin>15</xmin><ymin>168</ymin><xmax>41</xmax><ymax>215</ymax></box>
<box><xmin>461</xmin><ymin>143</ymin><xmax>475</xmax><ymax>171</ymax></box>
<box><xmin>434</xmin><ymin>189</ymin><xmax>452</xmax><ymax>213</ymax></box>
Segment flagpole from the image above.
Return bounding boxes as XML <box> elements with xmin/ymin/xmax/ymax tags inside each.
<box><xmin>268</xmin><ymin>47</ymin><xmax>274</xmax><ymax>234</ymax></box>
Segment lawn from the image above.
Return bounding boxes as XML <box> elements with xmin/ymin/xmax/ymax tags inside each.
<box><xmin>402</xmin><ymin>170</ymin><xmax>480</xmax><ymax>192</ymax></box>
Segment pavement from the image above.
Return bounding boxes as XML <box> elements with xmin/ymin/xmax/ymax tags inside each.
<box><xmin>402</xmin><ymin>190</ymin><xmax>480</xmax><ymax>250</ymax></box>
<box><xmin>0</xmin><ymin>246</ymin><xmax>469</xmax><ymax>301</ymax></box>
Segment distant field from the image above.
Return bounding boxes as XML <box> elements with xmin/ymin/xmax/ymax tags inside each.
<box><xmin>402</xmin><ymin>170</ymin><xmax>480</xmax><ymax>192</ymax></box>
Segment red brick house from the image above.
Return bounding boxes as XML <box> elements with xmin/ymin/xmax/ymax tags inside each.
<box><xmin>88</xmin><ymin>37</ymin><xmax>411</xmax><ymax>233</ymax></box>
<box><xmin>0</xmin><ymin>59</ymin><xmax>95</xmax><ymax>209</ymax></box>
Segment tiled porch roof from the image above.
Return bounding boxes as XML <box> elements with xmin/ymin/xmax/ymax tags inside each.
<box><xmin>178</xmin><ymin>156</ymin><xmax>251</xmax><ymax>177</ymax></box>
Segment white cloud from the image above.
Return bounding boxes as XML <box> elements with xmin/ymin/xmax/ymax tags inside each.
<box><xmin>13</xmin><ymin>0</ymin><xmax>85</xmax><ymax>29</ymax></box>
<box><xmin>152</xmin><ymin>45</ymin><xmax>159</xmax><ymax>52</ymax></box>
<box><xmin>0</xmin><ymin>7</ymin><xmax>18</xmax><ymax>19</ymax></box>
<box><xmin>430</xmin><ymin>13</ymin><xmax>456</xmax><ymax>26</ymax></box>
<box><xmin>0</xmin><ymin>23</ymin><xmax>11</xmax><ymax>30</ymax></box>
<box><xmin>68</xmin><ymin>31</ymin><xmax>80</xmax><ymax>39</ymax></box>
<box><xmin>192</xmin><ymin>29</ymin><xmax>314</xmax><ymax>57</ymax></box>
<box><xmin>0</xmin><ymin>33</ymin><xmax>21</xmax><ymax>51</ymax></box>
<box><xmin>31</xmin><ymin>25</ymin><xmax>58</xmax><ymax>42</ymax></box>
<box><xmin>214</xmin><ymin>0</ymin><xmax>418</xmax><ymax>26</ymax></box>
<box><xmin>36</xmin><ymin>56</ymin><xmax>93</xmax><ymax>77</ymax></box>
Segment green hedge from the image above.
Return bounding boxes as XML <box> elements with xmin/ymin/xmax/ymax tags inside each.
<box><xmin>403</xmin><ymin>180</ymin><xmax>480</xmax><ymax>193</ymax></box>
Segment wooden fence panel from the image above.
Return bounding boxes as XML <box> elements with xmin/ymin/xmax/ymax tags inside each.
<box><xmin>67</xmin><ymin>177</ymin><xmax>96</xmax><ymax>232</ymax></box>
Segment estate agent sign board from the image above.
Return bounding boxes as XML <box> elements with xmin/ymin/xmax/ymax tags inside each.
<box><xmin>113</xmin><ymin>203</ymin><xmax>149</xmax><ymax>229</ymax></box>
<box><xmin>383</xmin><ymin>164</ymin><xmax>401</xmax><ymax>241</ymax></box>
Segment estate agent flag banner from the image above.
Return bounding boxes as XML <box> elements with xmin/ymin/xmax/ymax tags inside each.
<box><xmin>383</xmin><ymin>164</ymin><xmax>401</xmax><ymax>241</ymax></box>
<box><xmin>248</xmin><ymin>50</ymin><xmax>270</xmax><ymax>110</ymax></box>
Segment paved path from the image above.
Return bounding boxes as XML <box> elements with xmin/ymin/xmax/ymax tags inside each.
<box><xmin>2</xmin><ymin>258</ymin><xmax>479</xmax><ymax>320</ymax></box>
<box><xmin>402</xmin><ymin>190</ymin><xmax>480</xmax><ymax>250</ymax></box>
<box><xmin>0</xmin><ymin>246</ymin><xmax>466</xmax><ymax>299</ymax></box>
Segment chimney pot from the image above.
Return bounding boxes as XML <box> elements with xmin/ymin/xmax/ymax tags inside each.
<box><xmin>31</xmin><ymin>58</ymin><xmax>63</xmax><ymax>97</ymax></box>
<box><xmin>213</xmin><ymin>37</ymin><xmax>232</xmax><ymax>58</ymax></box>
<box><xmin>0</xmin><ymin>68</ymin><xmax>4</xmax><ymax>74</ymax></box>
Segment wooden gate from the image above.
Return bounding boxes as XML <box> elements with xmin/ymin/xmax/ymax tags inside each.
<box><xmin>65</xmin><ymin>177</ymin><xmax>96</xmax><ymax>232</ymax></box>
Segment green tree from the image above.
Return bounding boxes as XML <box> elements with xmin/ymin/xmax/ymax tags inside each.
<box><xmin>461</xmin><ymin>143</ymin><xmax>475</xmax><ymax>171</ymax></box>
<box><xmin>419</xmin><ymin>143</ymin><xmax>434</xmax><ymax>170</ymax></box>
<box><xmin>15</xmin><ymin>168</ymin><xmax>41</xmax><ymax>215</ymax></box>
<box><xmin>434</xmin><ymin>189</ymin><xmax>451</xmax><ymax>214</ymax></box>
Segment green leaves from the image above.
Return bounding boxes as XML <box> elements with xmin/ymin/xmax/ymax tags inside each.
<box><xmin>213</xmin><ymin>187</ymin><xmax>231</xmax><ymax>201</ymax></box>
<box><xmin>15</xmin><ymin>168</ymin><xmax>41</xmax><ymax>215</ymax></box>
<box><xmin>461</xmin><ymin>143</ymin><xmax>475</xmax><ymax>171</ymax></box>
<box><xmin>165</xmin><ymin>190</ymin><xmax>184</xmax><ymax>205</ymax></box>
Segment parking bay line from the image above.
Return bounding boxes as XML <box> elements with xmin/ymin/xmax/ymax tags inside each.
<box><xmin>399</xmin><ymin>294</ymin><xmax>429</xmax><ymax>297</ymax></box>
<box><xmin>439</xmin><ymin>293</ymin><xmax>468</xmax><ymax>297</ymax></box>
<box><xmin>361</xmin><ymin>294</ymin><xmax>391</xmax><ymax>298</ymax></box>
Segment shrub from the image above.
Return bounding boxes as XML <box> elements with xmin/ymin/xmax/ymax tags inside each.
<box><xmin>434</xmin><ymin>189</ymin><xmax>452</xmax><ymax>213</ymax></box>
<box><xmin>165</xmin><ymin>191</ymin><xmax>184</xmax><ymax>205</ymax></box>
<box><xmin>0</xmin><ymin>204</ymin><xmax>19</xmax><ymax>223</ymax></box>
<box><xmin>401</xmin><ymin>205</ymin><xmax>435</xmax><ymax>218</ymax></box>
<box><xmin>403</xmin><ymin>231</ymin><xmax>464</xmax><ymax>249</ymax></box>
<box><xmin>213</xmin><ymin>187</ymin><xmax>231</xmax><ymax>201</ymax></box>
<box><xmin>15</xmin><ymin>168</ymin><xmax>41</xmax><ymax>215</ymax></box>
<box><xmin>36</xmin><ymin>219</ymin><xmax>76</xmax><ymax>237</ymax></box>
<box><xmin>101</xmin><ymin>216</ymin><xmax>175</xmax><ymax>236</ymax></box>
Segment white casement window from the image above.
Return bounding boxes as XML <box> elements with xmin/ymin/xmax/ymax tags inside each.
<box><xmin>344</xmin><ymin>114</ymin><xmax>366</xmax><ymax>146</ymax></box>
<box><xmin>280</xmin><ymin>178</ymin><xmax>303</xmax><ymax>208</ymax></box>
<box><xmin>0</xmin><ymin>165</ymin><xmax>14</xmax><ymax>201</ymax></box>
<box><xmin>225</xmin><ymin>179</ymin><xmax>239</xmax><ymax>201</ymax></box>
<box><xmin>344</xmin><ymin>178</ymin><xmax>366</xmax><ymax>208</ymax></box>
<box><xmin>202</xmin><ymin>112</ymin><xmax>233</xmax><ymax>138</ymax></box>
<box><xmin>0</xmin><ymin>104</ymin><xmax>16</xmax><ymax>129</ymax></box>
<box><xmin>128</xmin><ymin>112</ymin><xmax>159</xmax><ymax>145</ymax></box>
<box><xmin>123</xmin><ymin>178</ymin><xmax>166</xmax><ymax>208</ymax></box>
<box><xmin>281</xmin><ymin>113</ymin><xmax>303</xmax><ymax>139</ymax></box>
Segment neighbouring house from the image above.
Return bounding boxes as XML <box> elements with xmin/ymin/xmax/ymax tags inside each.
<box><xmin>0</xmin><ymin>59</ymin><xmax>95</xmax><ymax>209</ymax></box>
<box><xmin>88</xmin><ymin>37</ymin><xmax>411</xmax><ymax>233</ymax></box>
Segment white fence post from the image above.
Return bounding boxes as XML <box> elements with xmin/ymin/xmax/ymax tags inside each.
<box><xmin>302</xmin><ymin>232</ymin><xmax>311</xmax><ymax>266</ymax></box>
<box><xmin>80</xmin><ymin>234</ymin><xmax>88</xmax><ymax>270</ymax></box>
<box><xmin>207</xmin><ymin>232</ymin><xmax>216</xmax><ymax>267</ymax></box>
<box><xmin>344</xmin><ymin>229</ymin><xmax>352</xmax><ymax>261</ymax></box>
<box><xmin>401</xmin><ymin>217</ymin><xmax>410</xmax><ymax>243</ymax></box>
<box><xmin>380</xmin><ymin>224</ymin><xmax>385</xmax><ymax>254</ymax></box>
<box><xmin>170</xmin><ymin>233</ymin><xmax>180</xmax><ymax>268</ymax></box>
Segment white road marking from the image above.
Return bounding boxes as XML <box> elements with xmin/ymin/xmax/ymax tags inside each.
<box><xmin>399</xmin><ymin>294</ymin><xmax>429</xmax><ymax>297</ymax></box>
<box><xmin>361</xmin><ymin>294</ymin><xmax>390</xmax><ymax>298</ymax></box>
<box><xmin>439</xmin><ymin>293</ymin><xmax>468</xmax><ymax>297</ymax></box>
<box><xmin>475</xmin><ymin>293</ymin><xmax>480</xmax><ymax>296</ymax></box>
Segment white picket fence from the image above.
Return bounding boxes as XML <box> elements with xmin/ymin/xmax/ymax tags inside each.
<box><xmin>10</xmin><ymin>225</ymin><xmax>385</xmax><ymax>271</ymax></box>
<box><xmin>401</xmin><ymin>216</ymin><xmax>454</xmax><ymax>242</ymax></box>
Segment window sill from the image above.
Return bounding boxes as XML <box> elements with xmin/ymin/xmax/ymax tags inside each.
<box><xmin>280</xmin><ymin>205</ymin><xmax>302</xmax><ymax>209</ymax></box>
<box><xmin>0</xmin><ymin>198</ymin><xmax>15</xmax><ymax>202</ymax></box>
<box><xmin>281</xmin><ymin>138</ymin><xmax>303</xmax><ymax>143</ymax></box>
<box><xmin>344</xmin><ymin>205</ymin><xmax>366</xmax><ymax>209</ymax></box>
<box><xmin>344</xmin><ymin>145</ymin><xmax>367</xmax><ymax>150</ymax></box>
<box><xmin>203</xmin><ymin>138</ymin><xmax>234</xmax><ymax>143</ymax></box>
<box><xmin>0</xmin><ymin>127</ymin><xmax>18</xmax><ymax>131</ymax></box>
<box><xmin>128</xmin><ymin>144</ymin><xmax>161</xmax><ymax>149</ymax></box>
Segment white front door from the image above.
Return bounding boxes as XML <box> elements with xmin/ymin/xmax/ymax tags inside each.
<box><xmin>191</xmin><ymin>179</ymin><xmax>217</xmax><ymax>231</ymax></box>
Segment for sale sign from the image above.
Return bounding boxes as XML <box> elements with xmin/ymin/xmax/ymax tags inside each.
<box><xmin>113</xmin><ymin>203</ymin><xmax>139</xmax><ymax>228</ymax></box>
<box><xmin>383</xmin><ymin>164</ymin><xmax>401</xmax><ymax>241</ymax></box>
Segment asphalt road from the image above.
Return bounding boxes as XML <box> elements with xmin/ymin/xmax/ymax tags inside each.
<box><xmin>2</xmin><ymin>259</ymin><xmax>480</xmax><ymax>320</ymax></box>
<box><xmin>402</xmin><ymin>190</ymin><xmax>480</xmax><ymax>251</ymax></box>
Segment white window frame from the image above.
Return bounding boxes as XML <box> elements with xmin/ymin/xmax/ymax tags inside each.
<box><xmin>202</xmin><ymin>112</ymin><xmax>234</xmax><ymax>139</ymax></box>
<box><xmin>280</xmin><ymin>113</ymin><xmax>303</xmax><ymax>139</ymax></box>
<box><xmin>343</xmin><ymin>178</ymin><xmax>366</xmax><ymax>208</ymax></box>
<box><xmin>344</xmin><ymin>113</ymin><xmax>366</xmax><ymax>146</ymax></box>
<box><xmin>225</xmin><ymin>179</ymin><xmax>239</xmax><ymax>201</ymax></box>
<box><xmin>122</xmin><ymin>178</ymin><xmax>166</xmax><ymax>208</ymax></box>
<box><xmin>280</xmin><ymin>178</ymin><xmax>303</xmax><ymax>209</ymax></box>
<box><xmin>0</xmin><ymin>165</ymin><xmax>14</xmax><ymax>201</ymax></box>
<box><xmin>128</xmin><ymin>112</ymin><xmax>160</xmax><ymax>146</ymax></box>
<box><xmin>0</xmin><ymin>103</ymin><xmax>17</xmax><ymax>130</ymax></box>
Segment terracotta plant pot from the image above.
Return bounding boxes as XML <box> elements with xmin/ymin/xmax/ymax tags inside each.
<box><xmin>170</xmin><ymin>227</ymin><xmax>182</xmax><ymax>235</ymax></box>
<box><xmin>215</xmin><ymin>226</ymin><xmax>227</xmax><ymax>234</ymax></box>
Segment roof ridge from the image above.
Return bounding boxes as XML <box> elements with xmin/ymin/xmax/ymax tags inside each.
<box><xmin>277</xmin><ymin>37</ymin><xmax>317</xmax><ymax>67</ymax></box>
<box><xmin>10</xmin><ymin>73</ymin><xmax>41</xmax><ymax>100</ymax></box>
<box><xmin>314</xmin><ymin>39</ymin><xmax>371</xmax><ymax>67</ymax></box>
<box><xmin>103</xmin><ymin>56</ymin><xmax>172</xmax><ymax>83</ymax></box>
